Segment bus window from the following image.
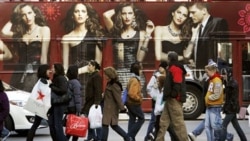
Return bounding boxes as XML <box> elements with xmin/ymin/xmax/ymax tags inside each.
<box><xmin>217</xmin><ymin>42</ymin><xmax>232</xmax><ymax>70</ymax></box>
<box><xmin>242</xmin><ymin>42</ymin><xmax>250</xmax><ymax>101</ymax></box>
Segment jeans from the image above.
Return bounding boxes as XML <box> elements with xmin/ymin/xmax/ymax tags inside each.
<box><xmin>1</xmin><ymin>127</ymin><xmax>9</xmax><ymax>138</ymax></box>
<box><xmin>193</xmin><ymin>118</ymin><xmax>233</xmax><ymax>140</ymax></box>
<box><xmin>26</xmin><ymin>115</ymin><xmax>43</xmax><ymax>141</ymax></box>
<box><xmin>205</xmin><ymin>107</ymin><xmax>223</xmax><ymax>141</ymax></box>
<box><xmin>48</xmin><ymin>105</ymin><xmax>67</xmax><ymax>141</ymax></box>
<box><xmin>127</xmin><ymin>104</ymin><xmax>145</xmax><ymax>140</ymax></box>
<box><xmin>144</xmin><ymin>108</ymin><xmax>156</xmax><ymax>140</ymax></box>
<box><xmin>192</xmin><ymin>119</ymin><xmax>205</xmax><ymax>136</ymax></box>
<box><xmin>221</xmin><ymin>113</ymin><xmax>247</xmax><ymax>141</ymax></box>
<box><xmin>102</xmin><ymin>125</ymin><xmax>130</xmax><ymax>141</ymax></box>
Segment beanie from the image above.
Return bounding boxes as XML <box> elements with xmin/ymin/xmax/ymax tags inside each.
<box><xmin>208</xmin><ymin>59</ymin><xmax>217</xmax><ymax>67</ymax></box>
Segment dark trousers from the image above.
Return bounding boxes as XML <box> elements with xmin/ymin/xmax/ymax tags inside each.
<box><xmin>26</xmin><ymin>115</ymin><xmax>43</xmax><ymax>141</ymax></box>
<box><xmin>48</xmin><ymin>105</ymin><xmax>67</xmax><ymax>141</ymax></box>
<box><xmin>221</xmin><ymin>113</ymin><xmax>247</xmax><ymax>141</ymax></box>
<box><xmin>127</xmin><ymin>104</ymin><xmax>145</xmax><ymax>140</ymax></box>
<box><xmin>102</xmin><ymin>125</ymin><xmax>129</xmax><ymax>141</ymax></box>
<box><xmin>144</xmin><ymin>109</ymin><xmax>156</xmax><ymax>140</ymax></box>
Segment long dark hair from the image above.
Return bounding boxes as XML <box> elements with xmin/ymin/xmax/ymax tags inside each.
<box><xmin>0</xmin><ymin>80</ymin><xmax>4</xmax><ymax>92</ymax></box>
<box><xmin>66</xmin><ymin>65</ymin><xmax>78</xmax><ymax>80</ymax></box>
<box><xmin>53</xmin><ymin>63</ymin><xmax>65</xmax><ymax>77</ymax></box>
<box><xmin>11</xmin><ymin>3</ymin><xmax>47</xmax><ymax>40</ymax></box>
<box><xmin>62</xmin><ymin>3</ymin><xmax>104</xmax><ymax>38</ymax></box>
<box><xmin>111</xmin><ymin>3</ymin><xmax>147</xmax><ymax>37</ymax></box>
<box><xmin>37</xmin><ymin>64</ymin><xmax>50</xmax><ymax>79</ymax></box>
<box><xmin>167</xmin><ymin>3</ymin><xmax>193</xmax><ymax>43</ymax></box>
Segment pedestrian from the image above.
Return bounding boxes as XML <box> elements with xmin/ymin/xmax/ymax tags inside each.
<box><xmin>155</xmin><ymin>51</ymin><xmax>189</xmax><ymax>141</ymax></box>
<box><xmin>102</xmin><ymin>66</ymin><xmax>132</xmax><ymax>141</ymax></box>
<box><xmin>203</xmin><ymin>59</ymin><xmax>224</xmax><ymax>141</ymax></box>
<box><xmin>126</xmin><ymin>62</ymin><xmax>145</xmax><ymax>141</ymax></box>
<box><xmin>0</xmin><ymin>80</ymin><xmax>10</xmax><ymax>141</ymax></box>
<box><xmin>48</xmin><ymin>63</ymin><xmax>68</xmax><ymax>141</ymax></box>
<box><xmin>26</xmin><ymin>64</ymin><xmax>51</xmax><ymax>141</ymax></box>
<box><xmin>221</xmin><ymin>68</ymin><xmax>247</xmax><ymax>141</ymax></box>
<box><xmin>81</xmin><ymin>60</ymin><xmax>103</xmax><ymax>141</ymax></box>
<box><xmin>65</xmin><ymin>65</ymin><xmax>83</xmax><ymax>141</ymax></box>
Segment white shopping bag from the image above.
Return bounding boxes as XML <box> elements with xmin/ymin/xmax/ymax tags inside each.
<box><xmin>24</xmin><ymin>79</ymin><xmax>51</xmax><ymax>120</ymax></box>
<box><xmin>88</xmin><ymin>105</ymin><xmax>102</xmax><ymax>129</ymax></box>
<box><xmin>247</xmin><ymin>104</ymin><xmax>250</xmax><ymax>127</ymax></box>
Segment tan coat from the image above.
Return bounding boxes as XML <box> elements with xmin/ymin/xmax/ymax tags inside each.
<box><xmin>126</xmin><ymin>77</ymin><xmax>143</xmax><ymax>105</ymax></box>
<box><xmin>102</xmin><ymin>82</ymin><xmax>125</xmax><ymax>125</ymax></box>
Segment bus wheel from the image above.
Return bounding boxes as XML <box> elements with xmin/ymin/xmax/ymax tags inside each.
<box><xmin>183</xmin><ymin>85</ymin><xmax>204</xmax><ymax>120</ymax></box>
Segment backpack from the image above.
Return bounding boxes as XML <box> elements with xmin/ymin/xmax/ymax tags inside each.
<box><xmin>121</xmin><ymin>88</ymin><xmax>128</xmax><ymax>104</ymax></box>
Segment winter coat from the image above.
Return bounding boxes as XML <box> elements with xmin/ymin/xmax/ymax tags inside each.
<box><xmin>0</xmin><ymin>92</ymin><xmax>9</xmax><ymax>121</ymax></box>
<box><xmin>50</xmin><ymin>75</ymin><xmax>68</xmax><ymax>105</ymax></box>
<box><xmin>102</xmin><ymin>81</ymin><xmax>125</xmax><ymax>125</ymax></box>
<box><xmin>126</xmin><ymin>75</ymin><xmax>142</xmax><ymax>105</ymax></box>
<box><xmin>81</xmin><ymin>71</ymin><xmax>102</xmax><ymax>115</ymax></box>
<box><xmin>222</xmin><ymin>78</ymin><xmax>240</xmax><ymax>114</ymax></box>
<box><xmin>67</xmin><ymin>79</ymin><xmax>82</xmax><ymax>113</ymax></box>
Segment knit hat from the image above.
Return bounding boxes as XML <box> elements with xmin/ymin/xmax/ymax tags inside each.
<box><xmin>208</xmin><ymin>59</ymin><xmax>217</xmax><ymax>67</ymax></box>
<box><xmin>159</xmin><ymin>61</ymin><xmax>168</xmax><ymax>69</ymax></box>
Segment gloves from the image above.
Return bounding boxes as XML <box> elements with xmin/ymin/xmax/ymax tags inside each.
<box><xmin>95</xmin><ymin>104</ymin><xmax>99</xmax><ymax>109</ymax></box>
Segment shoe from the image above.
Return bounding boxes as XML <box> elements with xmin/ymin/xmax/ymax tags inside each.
<box><xmin>149</xmin><ymin>133</ymin><xmax>154</xmax><ymax>140</ymax></box>
<box><xmin>188</xmin><ymin>132</ymin><xmax>196</xmax><ymax>141</ymax></box>
<box><xmin>2</xmin><ymin>131</ymin><xmax>10</xmax><ymax>141</ymax></box>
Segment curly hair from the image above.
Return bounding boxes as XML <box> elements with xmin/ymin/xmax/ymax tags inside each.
<box><xmin>62</xmin><ymin>3</ymin><xmax>104</xmax><ymax>38</ymax></box>
<box><xmin>111</xmin><ymin>3</ymin><xmax>147</xmax><ymax>37</ymax></box>
<box><xmin>10</xmin><ymin>3</ymin><xmax>47</xmax><ymax>40</ymax></box>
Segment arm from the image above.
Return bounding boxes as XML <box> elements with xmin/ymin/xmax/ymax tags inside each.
<box><xmin>137</xmin><ymin>20</ymin><xmax>155</xmax><ymax>62</ymax></box>
<box><xmin>147</xmin><ymin>74</ymin><xmax>158</xmax><ymax>99</ymax></box>
<box><xmin>1</xmin><ymin>21</ymin><xmax>14</xmax><ymax>38</ymax></box>
<box><xmin>93</xmin><ymin>74</ymin><xmax>103</xmax><ymax>105</ymax></box>
<box><xmin>78</xmin><ymin>43</ymin><xmax>102</xmax><ymax>74</ymax></box>
<box><xmin>62</xmin><ymin>35</ymin><xmax>70</xmax><ymax>71</ymax></box>
<box><xmin>40</xmin><ymin>26</ymin><xmax>50</xmax><ymax>64</ymax></box>
<box><xmin>154</xmin><ymin>26</ymin><xmax>168</xmax><ymax>61</ymax></box>
<box><xmin>0</xmin><ymin>40</ymin><xmax>12</xmax><ymax>61</ymax></box>
<box><xmin>103</xmin><ymin>9</ymin><xmax>115</xmax><ymax>32</ymax></box>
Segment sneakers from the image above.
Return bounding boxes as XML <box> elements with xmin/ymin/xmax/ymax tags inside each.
<box><xmin>188</xmin><ymin>132</ymin><xmax>196</xmax><ymax>141</ymax></box>
<box><xmin>227</xmin><ymin>133</ymin><xmax>234</xmax><ymax>141</ymax></box>
<box><xmin>2</xmin><ymin>131</ymin><xmax>10</xmax><ymax>141</ymax></box>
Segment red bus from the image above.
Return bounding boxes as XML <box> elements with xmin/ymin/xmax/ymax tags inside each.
<box><xmin>0</xmin><ymin>1</ymin><xmax>249</xmax><ymax>126</ymax></box>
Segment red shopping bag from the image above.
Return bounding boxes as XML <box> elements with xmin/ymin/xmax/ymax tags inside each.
<box><xmin>65</xmin><ymin>114</ymin><xmax>88</xmax><ymax>137</ymax></box>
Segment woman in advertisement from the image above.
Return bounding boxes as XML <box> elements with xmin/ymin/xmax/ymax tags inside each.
<box><xmin>1</xmin><ymin>3</ymin><xmax>51</xmax><ymax>92</ymax></box>
<box><xmin>0</xmin><ymin>39</ymin><xmax>12</xmax><ymax>61</ymax></box>
<box><xmin>103</xmin><ymin>2</ymin><xmax>155</xmax><ymax>95</ymax></box>
<box><xmin>61</xmin><ymin>3</ymin><xmax>105</xmax><ymax>87</ymax></box>
<box><xmin>154</xmin><ymin>3</ymin><xmax>193</xmax><ymax>64</ymax></box>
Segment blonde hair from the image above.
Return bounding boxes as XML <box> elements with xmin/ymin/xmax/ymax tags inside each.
<box><xmin>205</xmin><ymin>64</ymin><xmax>218</xmax><ymax>72</ymax></box>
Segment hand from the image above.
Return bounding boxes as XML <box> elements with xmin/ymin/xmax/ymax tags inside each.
<box><xmin>120</xmin><ymin>107</ymin><xmax>127</xmax><ymax>113</ymax></box>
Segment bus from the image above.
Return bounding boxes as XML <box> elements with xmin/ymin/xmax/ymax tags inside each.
<box><xmin>0</xmin><ymin>0</ymin><xmax>249</xmax><ymax>122</ymax></box>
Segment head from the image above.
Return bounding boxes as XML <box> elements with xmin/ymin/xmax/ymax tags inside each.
<box><xmin>52</xmin><ymin>63</ymin><xmax>65</xmax><ymax>76</ymax></box>
<box><xmin>167</xmin><ymin>51</ymin><xmax>178</xmax><ymax>64</ymax></box>
<box><xmin>157</xmin><ymin>75</ymin><xmax>166</xmax><ymax>91</ymax></box>
<box><xmin>205</xmin><ymin>59</ymin><xmax>218</xmax><ymax>77</ymax></box>
<box><xmin>87</xmin><ymin>60</ymin><xmax>101</xmax><ymax>72</ymax></box>
<box><xmin>0</xmin><ymin>80</ymin><xmax>4</xmax><ymax>92</ymax></box>
<box><xmin>112</xmin><ymin>3</ymin><xmax>147</xmax><ymax>36</ymax></box>
<box><xmin>63</xmin><ymin>3</ymin><xmax>104</xmax><ymax>37</ymax></box>
<box><xmin>130</xmin><ymin>62</ymin><xmax>142</xmax><ymax>76</ymax></box>
<box><xmin>104</xmin><ymin>67</ymin><xmax>118</xmax><ymax>82</ymax></box>
<box><xmin>168</xmin><ymin>3</ymin><xmax>189</xmax><ymax>27</ymax></box>
<box><xmin>158</xmin><ymin>61</ymin><xmax>168</xmax><ymax>74</ymax></box>
<box><xmin>188</xmin><ymin>3</ymin><xmax>210</xmax><ymax>24</ymax></box>
<box><xmin>11</xmin><ymin>3</ymin><xmax>47</xmax><ymax>38</ymax></box>
<box><xmin>66</xmin><ymin>65</ymin><xmax>78</xmax><ymax>80</ymax></box>
<box><xmin>37</xmin><ymin>64</ymin><xmax>50</xmax><ymax>79</ymax></box>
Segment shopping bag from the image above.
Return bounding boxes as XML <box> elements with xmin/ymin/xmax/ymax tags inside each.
<box><xmin>247</xmin><ymin>105</ymin><xmax>250</xmax><ymax>127</ymax></box>
<box><xmin>88</xmin><ymin>105</ymin><xmax>102</xmax><ymax>129</ymax></box>
<box><xmin>66</xmin><ymin>114</ymin><xmax>88</xmax><ymax>137</ymax></box>
<box><xmin>24</xmin><ymin>79</ymin><xmax>51</xmax><ymax>120</ymax></box>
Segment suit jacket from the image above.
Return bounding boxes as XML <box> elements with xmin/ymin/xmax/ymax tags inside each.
<box><xmin>196</xmin><ymin>16</ymin><xmax>229</xmax><ymax>69</ymax></box>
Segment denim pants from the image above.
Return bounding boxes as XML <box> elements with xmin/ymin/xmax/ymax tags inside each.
<box><xmin>205</xmin><ymin>107</ymin><xmax>223</xmax><ymax>141</ymax></box>
<box><xmin>1</xmin><ymin>127</ymin><xmax>9</xmax><ymax>137</ymax></box>
<box><xmin>221</xmin><ymin>113</ymin><xmax>247</xmax><ymax>141</ymax></box>
<box><xmin>144</xmin><ymin>108</ymin><xmax>156</xmax><ymax>140</ymax></box>
<box><xmin>48</xmin><ymin>105</ymin><xmax>67</xmax><ymax>141</ymax></box>
<box><xmin>26</xmin><ymin>115</ymin><xmax>43</xmax><ymax>141</ymax></box>
<box><xmin>87</xmin><ymin>126</ymin><xmax>102</xmax><ymax>140</ymax></box>
<box><xmin>127</xmin><ymin>104</ymin><xmax>145</xmax><ymax>140</ymax></box>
